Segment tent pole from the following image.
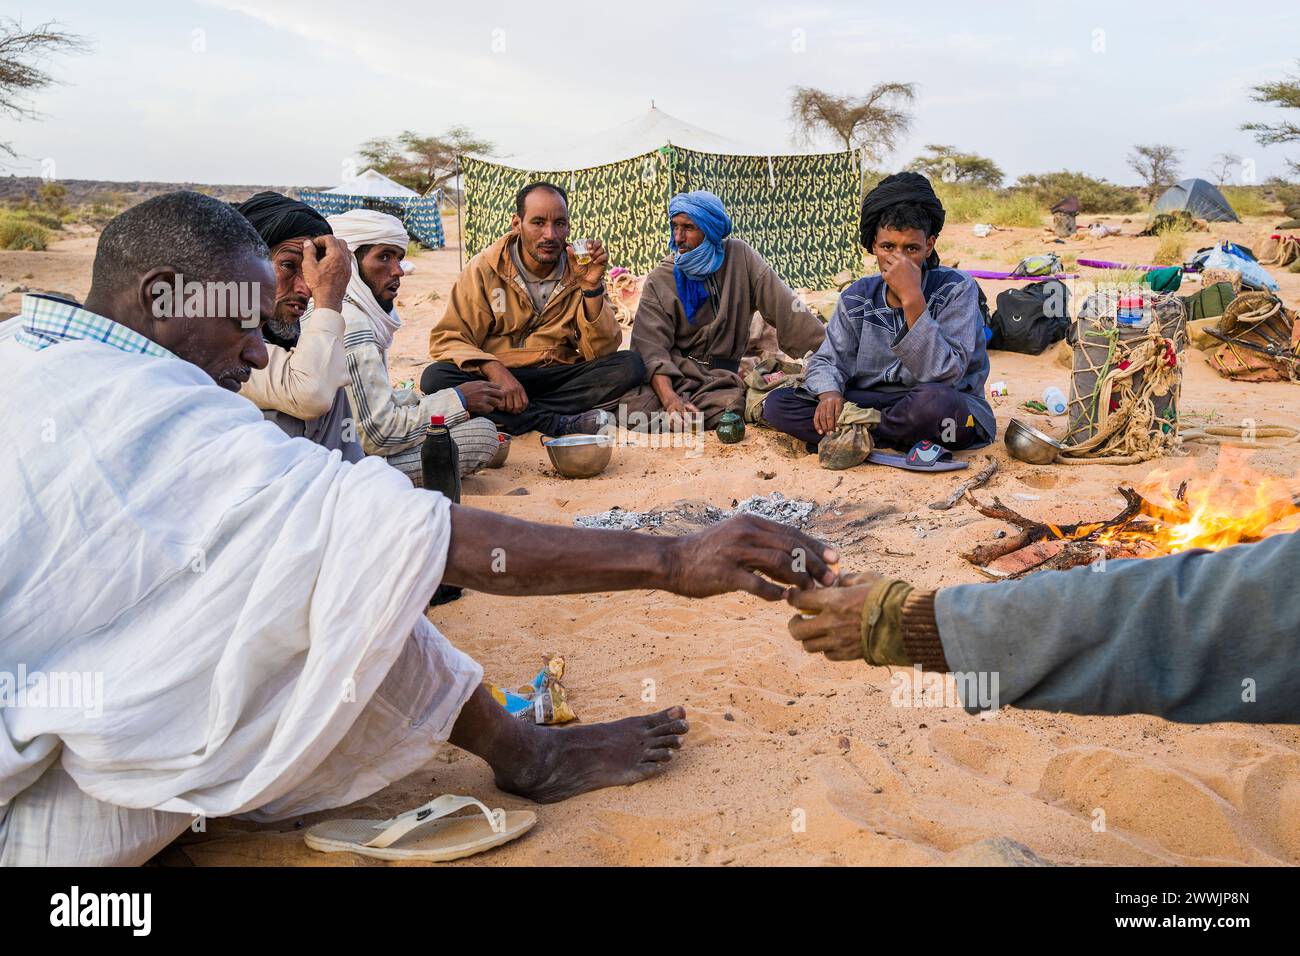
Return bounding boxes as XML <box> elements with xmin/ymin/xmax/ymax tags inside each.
<box><xmin>456</xmin><ymin>160</ymin><xmax>464</xmax><ymax>271</ymax></box>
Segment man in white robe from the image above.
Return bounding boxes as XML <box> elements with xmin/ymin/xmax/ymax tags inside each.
<box><xmin>0</xmin><ymin>192</ymin><xmax>839</xmax><ymax>865</ymax></box>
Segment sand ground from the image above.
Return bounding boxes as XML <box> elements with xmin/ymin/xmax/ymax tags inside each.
<box><xmin>5</xmin><ymin>212</ymin><xmax>1300</xmax><ymax>866</ymax></box>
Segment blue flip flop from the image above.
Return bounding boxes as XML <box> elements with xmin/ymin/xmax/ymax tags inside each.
<box><xmin>867</xmin><ymin>440</ymin><xmax>969</xmax><ymax>473</ymax></box>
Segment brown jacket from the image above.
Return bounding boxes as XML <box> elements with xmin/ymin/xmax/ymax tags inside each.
<box><xmin>429</xmin><ymin>231</ymin><xmax>623</xmax><ymax>369</ymax></box>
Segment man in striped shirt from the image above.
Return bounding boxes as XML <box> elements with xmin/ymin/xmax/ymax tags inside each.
<box><xmin>328</xmin><ymin>209</ymin><xmax>501</xmax><ymax>481</ymax></box>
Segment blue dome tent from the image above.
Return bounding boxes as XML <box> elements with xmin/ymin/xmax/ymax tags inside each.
<box><xmin>1152</xmin><ymin>178</ymin><xmax>1240</xmax><ymax>223</ymax></box>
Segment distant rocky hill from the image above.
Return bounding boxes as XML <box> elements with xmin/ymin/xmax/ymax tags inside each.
<box><xmin>0</xmin><ymin>176</ymin><xmax>320</xmax><ymax>206</ymax></box>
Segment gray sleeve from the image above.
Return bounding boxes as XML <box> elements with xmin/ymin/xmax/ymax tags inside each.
<box><xmin>892</xmin><ymin>276</ymin><xmax>980</xmax><ymax>385</ymax></box>
<box><xmin>801</xmin><ymin>295</ymin><xmax>859</xmax><ymax>397</ymax></box>
<box><xmin>935</xmin><ymin>531</ymin><xmax>1300</xmax><ymax>723</ymax></box>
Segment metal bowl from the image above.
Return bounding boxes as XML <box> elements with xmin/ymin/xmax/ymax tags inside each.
<box><xmin>1004</xmin><ymin>417</ymin><xmax>1064</xmax><ymax>464</ymax></box>
<box><xmin>544</xmin><ymin>434</ymin><xmax>614</xmax><ymax>478</ymax></box>
<box><xmin>487</xmin><ymin>434</ymin><xmax>511</xmax><ymax>469</ymax></box>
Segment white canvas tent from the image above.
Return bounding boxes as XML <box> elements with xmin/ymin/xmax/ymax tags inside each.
<box><xmin>493</xmin><ymin>106</ymin><xmax>757</xmax><ymax>171</ymax></box>
<box><xmin>324</xmin><ymin>168</ymin><xmax>421</xmax><ymax>198</ymax></box>
<box><xmin>299</xmin><ymin>168</ymin><xmax>445</xmax><ymax>248</ymax></box>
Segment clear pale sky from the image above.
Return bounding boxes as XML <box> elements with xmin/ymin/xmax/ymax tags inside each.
<box><xmin>3</xmin><ymin>0</ymin><xmax>1297</xmax><ymax>186</ymax></box>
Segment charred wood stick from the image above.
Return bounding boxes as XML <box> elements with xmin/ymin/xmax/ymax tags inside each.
<box><xmin>1007</xmin><ymin>541</ymin><xmax>1106</xmax><ymax>579</ymax></box>
<box><xmin>962</xmin><ymin>487</ymin><xmax>1146</xmax><ymax>567</ymax></box>
<box><xmin>967</xmin><ymin>487</ymin><xmax>1144</xmax><ymax>537</ymax></box>
<box><xmin>962</xmin><ymin>529</ymin><xmax>1031</xmax><ymax>565</ymax></box>
<box><xmin>963</xmin><ymin>493</ymin><xmax>1040</xmax><ymax>529</ymax></box>
<box><xmin>929</xmin><ymin>456</ymin><xmax>998</xmax><ymax>510</ymax></box>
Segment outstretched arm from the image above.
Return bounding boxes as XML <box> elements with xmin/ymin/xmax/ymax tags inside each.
<box><xmin>445</xmin><ymin>505</ymin><xmax>838</xmax><ymax>601</ymax></box>
<box><xmin>788</xmin><ymin>531</ymin><xmax>1300</xmax><ymax>724</ymax></box>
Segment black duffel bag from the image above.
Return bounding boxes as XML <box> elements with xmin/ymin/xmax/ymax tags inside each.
<box><xmin>988</xmin><ymin>279</ymin><xmax>1070</xmax><ymax>354</ymax></box>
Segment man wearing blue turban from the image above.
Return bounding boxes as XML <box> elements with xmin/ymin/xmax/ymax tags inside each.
<box><xmin>623</xmin><ymin>191</ymin><xmax>824</xmax><ymax>429</ymax></box>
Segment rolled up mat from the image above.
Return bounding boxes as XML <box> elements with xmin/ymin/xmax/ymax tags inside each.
<box><xmin>964</xmin><ymin>269</ymin><xmax>1079</xmax><ymax>281</ymax></box>
<box><xmin>1077</xmin><ymin>258</ymin><xmax>1187</xmax><ymax>273</ymax></box>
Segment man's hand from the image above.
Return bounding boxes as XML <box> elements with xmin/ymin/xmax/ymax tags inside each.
<box><xmin>878</xmin><ymin>254</ymin><xmax>925</xmax><ymax>322</ymax></box>
<box><xmin>814</xmin><ymin>391</ymin><xmax>844</xmax><ymax>436</ymax></box>
<box><xmin>455</xmin><ymin>379</ymin><xmax>504</xmax><ymax>415</ymax></box>
<box><xmin>481</xmin><ymin>360</ymin><xmax>528</xmax><ymax>414</ymax></box>
<box><xmin>663</xmin><ymin>392</ymin><xmax>701</xmax><ymax>418</ymax></box>
<box><xmin>567</xmin><ymin>238</ymin><xmax>608</xmax><ymax>291</ymax></box>
<box><xmin>301</xmin><ymin>235</ymin><xmax>352</xmax><ymax>312</ymax></box>
<box><xmin>664</xmin><ymin>514</ymin><xmax>839</xmax><ymax>601</ymax></box>
<box><xmin>787</xmin><ymin>571</ymin><xmax>884</xmax><ymax>661</ymax></box>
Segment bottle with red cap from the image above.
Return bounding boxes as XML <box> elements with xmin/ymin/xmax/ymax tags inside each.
<box><xmin>420</xmin><ymin>414</ymin><xmax>461</xmax><ymax>504</ymax></box>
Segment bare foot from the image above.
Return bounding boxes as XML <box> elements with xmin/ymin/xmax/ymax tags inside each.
<box><xmin>494</xmin><ymin>707</ymin><xmax>689</xmax><ymax>803</ymax></box>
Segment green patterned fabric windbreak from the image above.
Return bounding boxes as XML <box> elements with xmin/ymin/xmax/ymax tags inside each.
<box><xmin>461</xmin><ymin>146</ymin><xmax>860</xmax><ymax>289</ymax></box>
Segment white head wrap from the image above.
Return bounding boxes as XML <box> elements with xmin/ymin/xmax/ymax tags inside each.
<box><xmin>326</xmin><ymin>209</ymin><xmax>410</xmax><ymax>351</ymax></box>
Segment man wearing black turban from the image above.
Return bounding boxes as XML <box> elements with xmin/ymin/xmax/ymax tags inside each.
<box><xmin>763</xmin><ymin>172</ymin><xmax>995</xmax><ymax>462</ymax></box>
<box><xmin>233</xmin><ymin>192</ymin><xmax>363</xmax><ymax>460</ymax></box>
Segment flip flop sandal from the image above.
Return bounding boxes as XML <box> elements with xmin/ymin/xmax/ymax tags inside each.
<box><xmin>304</xmin><ymin>794</ymin><xmax>536</xmax><ymax>863</ymax></box>
<box><xmin>867</xmin><ymin>440</ymin><xmax>969</xmax><ymax>473</ymax></box>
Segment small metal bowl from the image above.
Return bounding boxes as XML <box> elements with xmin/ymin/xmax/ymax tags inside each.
<box><xmin>487</xmin><ymin>434</ymin><xmax>511</xmax><ymax>469</ymax></box>
<box><xmin>543</xmin><ymin>434</ymin><xmax>614</xmax><ymax>478</ymax></box>
<box><xmin>1004</xmin><ymin>417</ymin><xmax>1064</xmax><ymax>464</ymax></box>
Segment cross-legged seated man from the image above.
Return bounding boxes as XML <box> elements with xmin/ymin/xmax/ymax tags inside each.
<box><xmin>421</xmin><ymin>181</ymin><xmax>644</xmax><ymax>437</ymax></box>
<box><xmin>621</xmin><ymin>190</ymin><xmax>825</xmax><ymax>430</ymax></box>
<box><xmin>762</xmin><ymin>173</ymin><xmax>995</xmax><ymax>455</ymax></box>
<box><xmin>327</xmin><ymin>209</ymin><xmax>501</xmax><ymax>480</ymax></box>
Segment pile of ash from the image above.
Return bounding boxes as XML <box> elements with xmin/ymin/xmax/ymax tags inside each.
<box><xmin>574</xmin><ymin>492</ymin><xmax>818</xmax><ymax>532</ymax></box>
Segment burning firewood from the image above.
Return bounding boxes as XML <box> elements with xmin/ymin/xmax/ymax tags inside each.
<box><xmin>962</xmin><ymin>487</ymin><xmax>1155</xmax><ymax>578</ymax></box>
<box><xmin>962</xmin><ymin>458</ymin><xmax>1300</xmax><ymax>579</ymax></box>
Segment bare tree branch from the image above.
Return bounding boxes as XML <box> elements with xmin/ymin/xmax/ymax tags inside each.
<box><xmin>0</xmin><ymin>18</ymin><xmax>88</xmax><ymax>159</ymax></box>
<box><xmin>789</xmin><ymin>83</ymin><xmax>916</xmax><ymax>163</ymax></box>
<box><xmin>1127</xmin><ymin>144</ymin><xmax>1182</xmax><ymax>203</ymax></box>
<box><xmin>1242</xmin><ymin>62</ymin><xmax>1300</xmax><ymax>173</ymax></box>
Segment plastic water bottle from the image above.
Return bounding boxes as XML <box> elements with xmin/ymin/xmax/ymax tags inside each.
<box><xmin>1116</xmin><ymin>294</ymin><xmax>1150</xmax><ymax>329</ymax></box>
<box><xmin>1043</xmin><ymin>386</ymin><xmax>1067</xmax><ymax>416</ymax></box>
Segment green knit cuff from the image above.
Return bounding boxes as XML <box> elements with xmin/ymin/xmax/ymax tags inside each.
<box><xmin>859</xmin><ymin>579</ymin><xmax>914</xmax><ymax>666</ymax></box>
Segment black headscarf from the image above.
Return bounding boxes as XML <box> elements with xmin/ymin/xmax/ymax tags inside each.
<box><xmin>232</xmin><ymin>191</ymin><xmax>331</xmax><ymax>249</ymax></box>
<box><xmin>858</xmin><ymin>171</ymin><xmax>945</xmax><ymax>267</ymax></box>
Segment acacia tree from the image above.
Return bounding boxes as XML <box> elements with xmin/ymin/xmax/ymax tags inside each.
<box><xmin>0</xmin><ymin>18</ymin><xmax>87</xmax><ymax>160</ymax></box>
<box><xmin>789</xmin><ymin>83</ymin><xmax>916</xmax><ymax>163</ymax></box>
<box><xmin>1211</xmin><ymin>152</ymin><xmax>1240</xmax><ymax>187</ymax></box>
<box><xmin>907</xmin><ymin>144</ymin><xmax>1004</xmax><ymax>188</ymax></box>
<box><xmin>1243</xmin><ymin>62</ymin><xmax>1300</xmax><ymax>177</ymax></box>
<box><xmin>358</xmin><ymin>126</ymin><xmax>494</xmax><ymax>194</ymax></box>
<box><xmin>1127</xmin><ymin>144</ymin><xmax>1182</xmax><ymax>203</ymax></box>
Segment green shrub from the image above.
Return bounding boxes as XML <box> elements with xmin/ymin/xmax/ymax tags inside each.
<box><xmin>37</xmin><ymin>181</ymin><xmax>67</xmax><ymax>212</ymax></box>
<box><xmin>1219</xmin><ymin>186</ymin><xmax>1275</xmax><ymax>218</ymax></box>
<box><xmin>1152</xmin><ymin>221</ymin><xmax>1187</xmax><ymax>266</ymax></box>
<box><xmin>0</xmin><ymin>213</ymin><xmax>51</xmax><ymax>250</ymax></box>
<box><xmin>932</xmin><ymin>182</ymin><xmax>1042</xmax><ymax>227</ymax></box>
<box><xmin>1016</xmin><ymin>170</ymin><xmax>1141</xmax><ymax>213</ymax></box>
<box><xmin>19</xmin><ymin>209</ymin><xmax>64</xmax><ymax>231</ymax></box>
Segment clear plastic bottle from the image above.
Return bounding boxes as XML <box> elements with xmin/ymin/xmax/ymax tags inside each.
<box><xmin>1042</xmin><ymin>386</ymin><xmax>1068</xmax><ymax>416</ymax></box>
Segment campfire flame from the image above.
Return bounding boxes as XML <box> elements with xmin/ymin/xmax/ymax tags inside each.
<box><xmin>1098</xmin><ymin>449</ymin><xmax>1299</xmax><ymax>555</ymax></box>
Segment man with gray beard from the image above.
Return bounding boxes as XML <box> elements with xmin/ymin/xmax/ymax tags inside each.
<box><xmin>234</xmin><ymin>191</ymin><xmax>362</xmax><ymax>460</ymax></box>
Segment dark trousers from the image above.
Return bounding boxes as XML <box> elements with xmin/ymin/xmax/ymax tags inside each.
<box><xmin>762</xmin><ymin>382</ymin><xmax>987</xmax><ymax>452</ymax></box>
<box><xmin>421</xmin><ymin>351</ymin><xmax>645</xmax><ymax>436</ymax></box>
